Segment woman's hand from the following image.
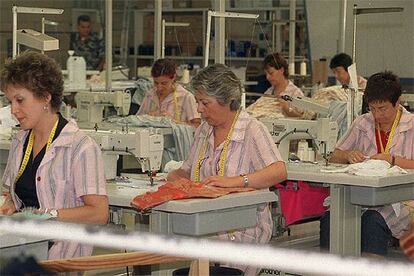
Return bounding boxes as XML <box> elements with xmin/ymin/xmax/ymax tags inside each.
<box><xmin>278</xmin><ymin>98</ymin><xmax>290</xmax><ymax>113</ymax></box>
<box><xmin>370</xmin><ymin>153</ymin><xmax>393</xmax><ymax>164</ymax></box>
<box><xmin>347</xmin><ymin>150</ymin><xmax>366</xmax><ymax>164</ymax></box>
<box><xmin>201</xmin><ymin>175</ymin><xmax>241</xmax><ymax>188</ymax></box>
<box><xmin>400</xmin><ymin>222</ymin><xmax>414</xmax><ymax>261</ymax></box>
<box><xmin>0</xmin><ymin>194</ymin><xmax>16</xmax><ymax>215</ymax></box>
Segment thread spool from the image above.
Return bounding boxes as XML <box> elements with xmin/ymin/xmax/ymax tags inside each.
<box><xmin>288</xmin><ymin>62</ymin><xmax>295</xmax><ymax>76</ymax></box>
<box><xmin>308</xmin><ymin>148</ymin><xmax>315</xmax><ymax>162</ymax></box>
<box><xmin>300</xmin><ymin>60</ymin><xmax>307</xmax><ymax>76</ymax></box>
<box><xmin>297</xmin><ymin>140</ymin><xmax>308</xmax><ymax>161</ymax></box>
<box><xmin>182</xmin><ymin>69</ymin><xmax>190</xmax><ymax>84</ymax></box>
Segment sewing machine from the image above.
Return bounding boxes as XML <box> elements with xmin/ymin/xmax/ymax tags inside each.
<box><xmin>260</xmin><ymin>117</ymin><xmax>338</xmax><ymax>162</ymax></box>
<box><xmin>75</xmin><ymin>90</ymin><xmax>131</xmax><ymax>128</ymax></box>
<box><xmin>401</xmin><ymin>93</ymin><xmax>414</xmax><ymax>112</ymax></box>
<box><xmin>281</xmin><ymin>95</ymin><xmax>330</xmax><ymax>117</ymax></box>
<box><xmin>83</xmin><ymin>129</ymin><xmax>164</xmax><ymax>184</ymax></box>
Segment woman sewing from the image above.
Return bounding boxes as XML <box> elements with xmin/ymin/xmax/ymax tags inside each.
<box><xmin>262</xmin><ymin>52</ymin><xmax>304</xmax><ymax>117</ymax></box>
<box><xmin>320</xmin><ymin>71</ymin><xmax>414</xmax><ymax>257</ymax></box>
<box><xmin>0</xmin><ymin>51</ymin><xmax>108</xmax><ymax>259</ymax></box>
<box><xmin>137</xmin><ymin>58</ymin><xmax>201</xmax><ymax>127</ymax></box>
<box><xmin>167</xmin><ymin>64</ymin><xmax>287</xmax><ymax>275</ymax></box>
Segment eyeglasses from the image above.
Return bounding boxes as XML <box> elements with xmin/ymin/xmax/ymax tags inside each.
<box><xmin>367</xmin><ymin>105</ymin><xmax>391</xmax><ymax>114</ymax></box>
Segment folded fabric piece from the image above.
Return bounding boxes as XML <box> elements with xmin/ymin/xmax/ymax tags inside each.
<box><xmin>131</xmin><ymin>178</ymin><xmax>254</xmax><ymax>211</ymax></box>
<box><xmin>320</xmin><ymin>159</ymin><xmax>408</xmax><ymax>177</ymax></box>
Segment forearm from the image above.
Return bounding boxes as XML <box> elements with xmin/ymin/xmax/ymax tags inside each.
<box><xmin>329</xmin><ymin>149</ymin><xmax>350</xmax><ymax>164</ymax></box>
<box><xmin>243</xmin><ymin>162</ymin><xmax>287</xmax><ymax>189</ymax></box>
<box><xmin>57</xmin><ymin>196</ymin><xmax>109</xmax><ymax>225</ymax></box>
<box><xmin>167</xmin><ymin>168</ymin><xmax>190</xmax><ymax>182</ymax></box>
<box><xmin>394</xmin><ymin>156</ymin><xmax>414</xmax><ymax>169</ymax></box>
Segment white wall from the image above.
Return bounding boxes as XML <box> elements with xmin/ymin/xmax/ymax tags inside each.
<box><xmin>307</xmin><ymin>0</ymin><xmax>414</xmax><ymax>79</ymax></box>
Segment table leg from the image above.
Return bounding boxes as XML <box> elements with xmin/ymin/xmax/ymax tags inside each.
<box><xmin>330</xmin><ymin>184</ymin><xmax>361</xmax><ymax>256</ymax></box>
<box><xmin>149</xmin><ymin>211</ymin><xmax>183</xmax><ymax>276</ymax></box>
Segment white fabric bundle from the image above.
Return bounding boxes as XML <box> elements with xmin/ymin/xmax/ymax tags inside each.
<box><xmin>320</xmin><ymin>159</ymin><xmax>407</xmax><ymax>177</ymax></box>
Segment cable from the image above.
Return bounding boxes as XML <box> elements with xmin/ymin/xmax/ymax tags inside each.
<box><xmin>1</xmin><ymin>218</ymin><xmax>413</xmax><ymax>276</ymax></box>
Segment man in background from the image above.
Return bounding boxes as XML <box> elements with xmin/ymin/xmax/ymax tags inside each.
<box><xmin>70</xmin><ymin>15</ymin><xmax>105</xmax><ymax>71</ymax></box>
<box><xmin>330</xmin><ymin>52</ymin><xmax>368</xmax><ymax>113</ymax></box>
<box><xmin>330</xmin><ymin>52</ymin><xmax>367</xmax><ymax>90</ymax></box>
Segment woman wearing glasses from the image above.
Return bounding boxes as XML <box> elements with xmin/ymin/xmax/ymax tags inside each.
<box><xmin>167</xmin><ymin>64</ymin><xmax>287</xmax><ymax>275</ymax></box>
<box><xmin>320</xmin><ymin>71</ymin><xmax>414</xmax><ymax>257</ymax></box>
<box><xmin>137</xmin><ymin>58</ymin><xmax>201</xmax><ymax>127</ymax></box>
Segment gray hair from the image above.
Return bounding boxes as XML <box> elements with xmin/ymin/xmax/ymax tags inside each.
<box><xmin>190</xmin><ymin>64</ymin><xmax>242</xmax><ymax>111</ymax></box>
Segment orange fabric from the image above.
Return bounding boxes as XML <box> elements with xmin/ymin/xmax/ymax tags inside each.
<box><xmin>131</xmin><ymin>178</ymin><xmax>254</xmax><ymax>211</ymax></box>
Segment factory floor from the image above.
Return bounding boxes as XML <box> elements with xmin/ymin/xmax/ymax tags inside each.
<box><xmin>83</xmin><ymin>220</ymin><xmax>408</xmax><ymax>276</ymax></box>
<box><xmin>83</xmin><ymin>221</ymin><xmax>320</xmax><ymax>276</ymax></box>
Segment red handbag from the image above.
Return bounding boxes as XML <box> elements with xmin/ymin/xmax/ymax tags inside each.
<box><xmin>274</xmin><ymin>181</ymin><xmax>329</xmax><ymax>226</ymax></box>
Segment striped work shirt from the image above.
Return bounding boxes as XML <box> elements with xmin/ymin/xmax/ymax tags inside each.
<box><xmin>2</xmin><ymin>119</ymin><xmax>107</xmax><ymax>259</ymax></box>
<box><xmin>336</xmin><ymin>106</ymin><xmax>414</xmax><ymax>238</ymax></box>
<box><xmin>137</xmin><ymin>84</ymin><xmax>200</xmax><ymax>123</ymax></box>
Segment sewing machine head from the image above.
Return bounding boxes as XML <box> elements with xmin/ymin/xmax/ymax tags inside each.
<box><xmin>260</xmin><ymin>117</ymin><xmax>339</xmax><ymax>162</ymax></box>
<box><xmin>75</xmin><ymin>90</ymin><xmax>131</xmax><ymax>126</ymax></box>
<box><xmin>84</xmin><ymin>129</ymin><xmax>164</xmax><ymax>182</ymax></box>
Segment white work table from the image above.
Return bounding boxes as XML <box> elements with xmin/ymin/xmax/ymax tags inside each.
<box><xmin>287</xmin><ymin>162</ymin><xmax>414</xmax><ymax>256</ymax></box>
<box><xmin>106</xmin><ymin>179</ymin><xmax>277</xmax><ymax>236</ymax></box>
<box><xmin>0</xmin><ymin>229</ymin><xmax>48</xmax><ymax>260</ymax></box>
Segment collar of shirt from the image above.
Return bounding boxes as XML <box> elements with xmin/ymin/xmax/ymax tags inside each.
<box><xmin>14</xmin><ymin>119</ymin><xmax>81</xmax><ymax>149</ymax></box>
<box><xmin>198</xmin><ymin>110</ymin><xmax>251</xmax><ymax>144</ymax></box>
<box><xmin>355</xmin><ymin>105</ymin><xmax>413</xmax><ymax>137</ymax></box>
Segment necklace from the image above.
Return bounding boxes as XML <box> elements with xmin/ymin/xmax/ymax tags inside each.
<box><xmin>152</xmin><ymin>84</ymin><xmax>180</xmax><ymax>121</ymax></box>
<box><xmin>14</xmin><ymin>118</ymin><xmax>59</xmax><ymax>184</ymax></box>
<box><xmin>194</xmin><ymin>109</ymin><xmax>241</xmax><ymax>182</ymax></box>
<box><xmin>172</xmin><ymin>84</ymin><xmax>180</xmax><ymax>121</ymax></box>
<box><xmin>376</xmin><ymin>108</ymin><xmax>401</xmax><ymax>153</ymax></box>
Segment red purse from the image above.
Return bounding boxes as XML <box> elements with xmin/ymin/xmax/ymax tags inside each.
<box><xmin>274</xmin><ymin>181</ymin><xmax>329</xmax><ymax>226</ymax></box>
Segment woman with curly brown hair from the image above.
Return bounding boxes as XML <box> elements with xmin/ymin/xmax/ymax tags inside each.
<box><xmin>0</xmin><ymin>51</ymin><xmax>108</xmax><ymax>259</ymax></box>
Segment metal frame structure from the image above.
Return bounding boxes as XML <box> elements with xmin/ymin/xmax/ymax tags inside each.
<box><xmin>351</xmin><ymin>5</ymin><xmax>403</xmax><ymax>62</ymax></box>
<box><xmin>12</xmin><ymin>6</ymin><xmax>63</xmax><ymax>58</ymax></box>
<box><xmin>204</xmin><ymin>11</ymin><xmax>259</xmax><ymax>67</ymax></box>
<box><xmin>161</xmin><ymin>20</ymin><xmax>190</xmax><ymax>59</ymax></box>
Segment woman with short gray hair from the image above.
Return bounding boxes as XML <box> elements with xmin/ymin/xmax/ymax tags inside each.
<box><xmin>190</xmin><ymin>63</ymin><xmax>242</xmax><ymax>111</ymax></box>
<box><xmin>168</xmin><ymin>63</ymin><xmax>287</xmax><ymax>276</ymax></box>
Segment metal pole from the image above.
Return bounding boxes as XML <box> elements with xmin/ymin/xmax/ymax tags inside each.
<box><xmin>154</xmin><ymin>0</ymin><xmax>162</xmax><ymax>60</ymax></box>
<box><xmin>214</xmin><ymin>0</ymin><xmax>225</xmax><ymax>65</ymax></box>
<box><xmin>12</xmin><ymin>6</ymin><xmax>17</xmax><ymax>59</ymax></box>
<box><xmin>352</xmin><ymin>4</ymin><xmax>357</xmax><ymax>62</ymax></box>
<box><xmin>338</xmin><ymin>0</ymin><xmax>347</xmax><ymax>53</ymax></box>
<box><xmin>41</xmin><ymin>17</ymin><xmax>45</xmax><ymax>54</ymax></box>
<box><xmin>161</xmin><ymin>19</ymin><xmax>165</xmax><ymax>58</ymax></box>
<box><xmin>105</xmin><ymin>0</ymin><xmax>113</xmax><ymax>92</ymax></box>
<box><xmin>204</xmin><ymin>11</ymin><xmax>212</xmax><ymax>67</ymax></box>
<box><xmin>289</xmin><ymin>0</ymin><xmax>296</xmax><ymax>73</ymax></box>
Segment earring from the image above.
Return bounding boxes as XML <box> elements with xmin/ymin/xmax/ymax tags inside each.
<box><xmin>43</xmin><ymin>105</ymin><xmax>49</xmax><ymax>111</ymax></box>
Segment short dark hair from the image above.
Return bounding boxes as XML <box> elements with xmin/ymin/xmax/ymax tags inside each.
<box><xmin>151</xmin><ymin>58</ymin><xmax>176</xmax><ymax>78</ymax></box>
<box><xmin>77</xmin><ymin>15</ymin><xmax>91</xmax><ymax>25</ymax></box>
<box><xmin>263</xmin><ymin>52</ymin><xmax>289</xmax><ymax>78</ymax></box>
<box><xmin>329</xmin><ymin>53</ymin><xmax>353</xmax><ymax>71</ymax></box>
<box><xmin>364</xmin><ymin>71</ymin><xmax>401</xmax><ymax>106</ymax></box>
<box><xmin>0</xmin><ymin>51</ymin><xmax>64</xmax><ymax>112</ymax></box>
